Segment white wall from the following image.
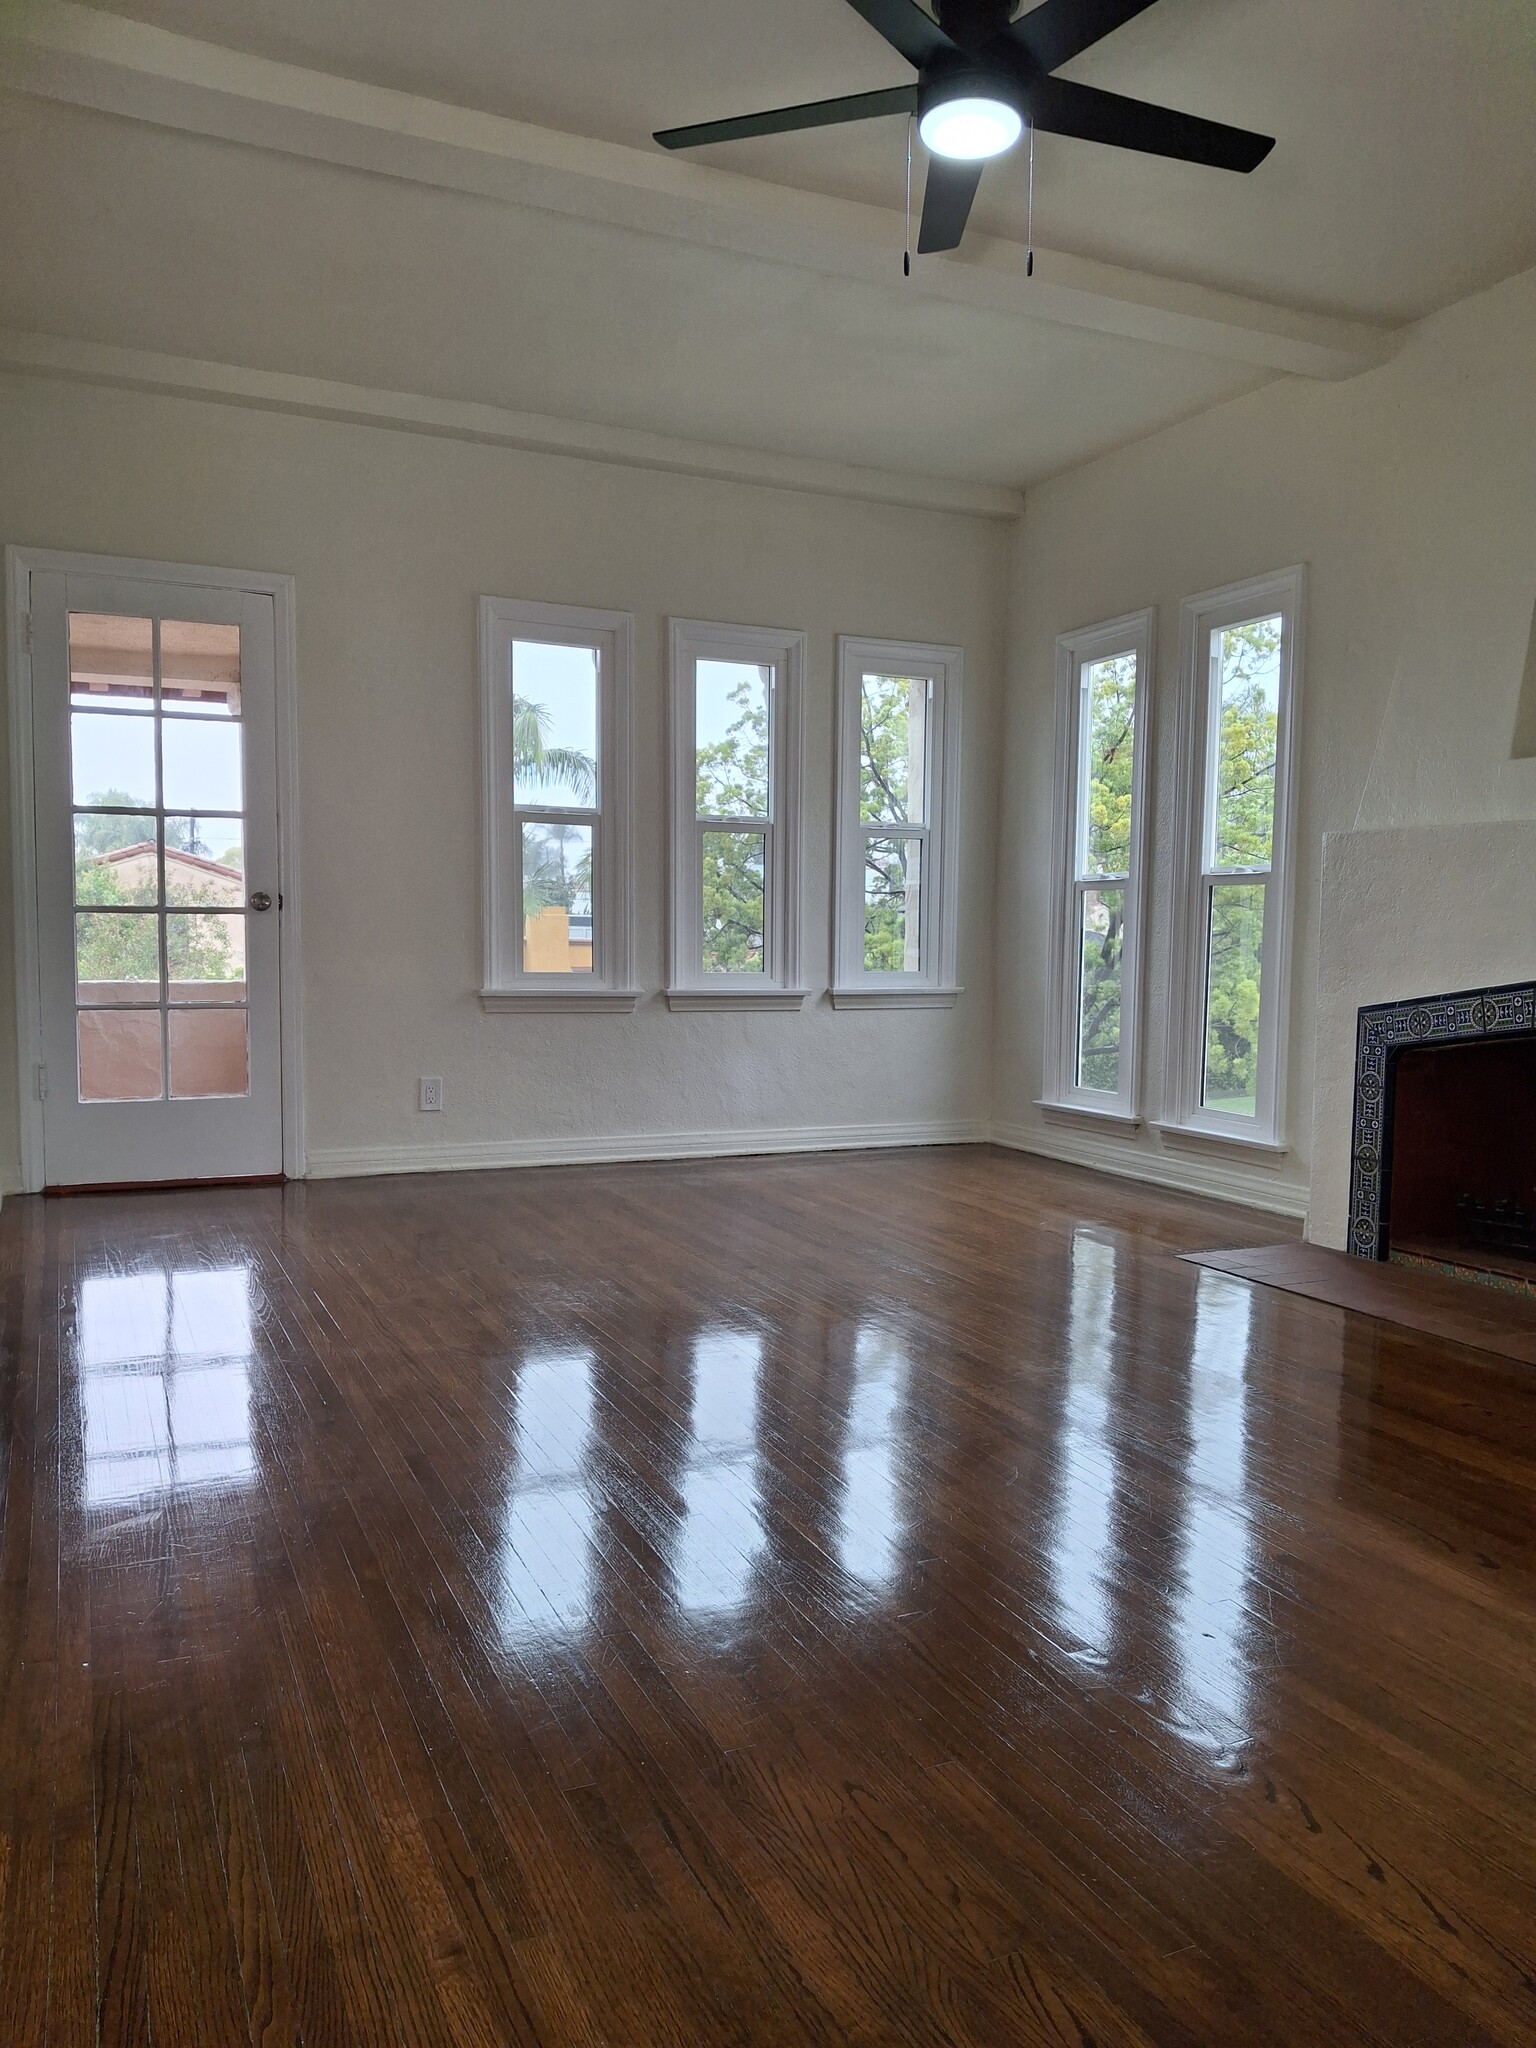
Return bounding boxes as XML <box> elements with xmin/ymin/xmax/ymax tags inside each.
<box><xmin>0</xmin><ymin>375</ymin><xmax>1008</xmax><ymax>1190</ymax></box>
<box><xmin>994</xmin><ymin>265</ymin><xmax>1536</xmax><ymax>1226</ymax></box>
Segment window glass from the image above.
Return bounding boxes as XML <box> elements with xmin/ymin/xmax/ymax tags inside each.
<box><xmin>859</xmin><ymin>674</ymin><xmax>927</xmax><ymax>825</ymax></box>
<box><xmin>696</xmin><ymin>662</ymin><xmax>771</xmax><ymax>819</ymax></box>
<box><xmin>701</xmin><ymin>832</ymin><xmax>766</xmax><ymax>974</ymax></box>
<box><xmin>512</xmin><ymin>641</ymin><xmax>598</xmax><ymax>811</ymax></box>
<box><xmin>1076</xmin><ymin>885</ymin><xmax>1125</xmax><ymax>1094</ymax></box>
<box><xmin>863</xmin><ymin>836</ymin><xmax>921</xmax><ymax>973</ymax></box>
<box><xmin>1202</xmin><ymin>881</ymin><xmax>1265</xmax><ymax>1115</ymax></box>
<box><xmin>522</xmin><ymin>821</ymin><xmax>594</xmax><ymax>975</ymax></box>
<box><xmin>1212</xmin><ymin>617</ymin><xmax>1280</xmax><ymax>870</ymax></box>
<box><xmin>1081</xmin><ymin>653</ymin><xmax>1136</xmax><ymax>878</ymax></box>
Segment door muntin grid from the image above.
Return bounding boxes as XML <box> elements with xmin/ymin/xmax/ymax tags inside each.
<box><xmin>68</xmin><ymin>611</ymin><xmax>251</xmax><ymax>1104</ymax></box>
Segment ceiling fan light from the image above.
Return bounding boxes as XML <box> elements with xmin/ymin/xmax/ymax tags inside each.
<box><xmin>918</xmin><ymin>95</ymin><xmax>1022</xmax><ymax>162</ymax></box>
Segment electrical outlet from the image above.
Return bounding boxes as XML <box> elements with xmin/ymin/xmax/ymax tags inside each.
<box><xmin>419</xmin><ymin>1076</ymin><xmax>443</xmax><ymax>1113</ymax></box>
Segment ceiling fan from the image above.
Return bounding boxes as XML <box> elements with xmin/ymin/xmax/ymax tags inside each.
<box><xmin>654</xmin><ymin>1</ymin><xmax>1274</xmax><ymax>257</ymax></box>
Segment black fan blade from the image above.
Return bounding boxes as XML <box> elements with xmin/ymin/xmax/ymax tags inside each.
<box><xmin>1023</xmin><ymin>74</ymin><xmax>1274</xmax><ymax>171</ymax></box>
<box><xmin>655</xmin><ymin>84</ymin><xmax>917</xmax><ymax>150</ymax></box>
<box><xmin>1008</xmin><ymin>0</ymin><xmax>1161</xmax><ymax>75</ymax></box>
<box><xmin>841</xmin><ymin>0</ymin><xmax>955</xmax><ymax>68</ymax></box>
<box><xmin>918</xmin><ymin>157</ymin><xmax>984</xmax><ymax>253</ymax></box>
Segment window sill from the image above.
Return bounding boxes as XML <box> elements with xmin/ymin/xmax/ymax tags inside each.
<box><xmin>1153</xmin><ymin>1119</ymin><xmax>1288</xmax><ymax>1163</ymax></box>
<box><xmin>1035</xmin><ymin>1099</ymin><xmax>1142</xmax><ymax>1135</ymax></box>
<box><xmin>480</xmin><ymin>988</ymin><xmax>643</xmax><ymax>1015</ymax></box>
<box><xmin>665</xmin><ymin>987</ymin><xmax>809</xmax><ymax>1013</ymax></box>
<box><xmin>830</xmin><ymin>985</ymin><xmax>961</xmax><ymax>1011</ymax></box>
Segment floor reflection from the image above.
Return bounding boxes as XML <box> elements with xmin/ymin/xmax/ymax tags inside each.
<box><xmin>498</xmin><ymin>1347</ymin><xmax>597</xmax><ymax>1643</ymax></box>
<box><xmin>837</xmin><ymin>1323</ymin><xmax>907</xmax><ymax>1594</ymax></box>
<box><xmin>1049</xmin><ymin>1232</ymin><xmax>1120</xmax><ymax>1663</ymax></box>
<box><xmin>1169</xmin><ymin>1272</ymin><xmax>1256</xmax><ymax>1754</ymax></box>
<box><xmin>77</xmin><ymin>1265</ymin><xmax>256</xmax><ymax>1506</ymax></box>
<box><xmin>675</xmin><ymin>1329</ymin><xmax>765</xmax><ymax>1619</ymax></box>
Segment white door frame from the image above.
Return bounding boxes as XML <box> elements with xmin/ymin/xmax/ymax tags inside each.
<box><xmin>6</xmin><ymin>546</ymin><xmax>305</xmax><ymax>1190</ymax></box>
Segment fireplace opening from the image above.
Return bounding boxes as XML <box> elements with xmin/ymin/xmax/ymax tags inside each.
<box><xmin>1385</xmin><ymin>1039</ymin><xmax>1536</xmax><ymax>1288</ymax></box>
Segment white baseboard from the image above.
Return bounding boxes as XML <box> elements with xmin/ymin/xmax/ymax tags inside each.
<box><xmin>304</xmin><ymin>1117</ymin><xmax>992</xmax><ymax>1181</ymax></box>
<box><xmin>990</xmin><ymin>1119</ymin><xmax>1310</xmax><ymax>1222</ymax></box>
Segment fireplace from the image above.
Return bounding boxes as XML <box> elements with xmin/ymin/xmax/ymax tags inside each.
<box><xmin>1347</xmin><ymin>980</ymin><xmax>1536</xmax><ymax>1287</ymax></box>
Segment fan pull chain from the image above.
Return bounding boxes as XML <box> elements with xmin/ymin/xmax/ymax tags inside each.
<box><xmin>904</xmin><ymin>115</ymin><xmax>913</xmax><ymax>276</ymax></box>
<box><xmin>1026</xmin><ymin>119</ymin><xmax>1036</xmax><ymax>277</ymax></box>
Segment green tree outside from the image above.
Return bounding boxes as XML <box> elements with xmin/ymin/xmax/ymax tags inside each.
<box><xmin>859</xmin><ymin>675</ymin><xmax>925</xmax><ymax>972</ymax></box>
<box><xmin>1076</xmin><ymin>655</ymin><xmax>1136</xmax><ymax>1091</ymax></box>
<box><xmin>697</xmin><ymin>677</ymin><xmax>769</xmax><ymax>972</ymax></box>
<box><xmin>1201</xmin><ymin>616</ymin><xmax>1280</xmax><ymax>1112</ymax></box>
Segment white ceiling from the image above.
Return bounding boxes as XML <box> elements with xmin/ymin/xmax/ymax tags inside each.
<box><xmin>82</xmin><ymin>0</ymin><xmax>1536</xmax><ymax>323</ymax></box>
<box><xmin>1</xmin><ymin>3</ymin><xmax>1532</xmax><ymax>493</ymax></box>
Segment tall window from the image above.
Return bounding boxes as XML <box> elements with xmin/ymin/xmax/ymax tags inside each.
<box><xmin>667</xmin><ymin>620</ymin><xmax>804</xmax><ymax>1010</ymax></box>
<box><xmin>832</xmin><ymin>638</ymin><xmax>962</xmax><ymax>1007</ymax></box>
<box><xmin>1165</xmin><ymin>568</ymin><xmax>1304</xmax><ymax>1147</ymax></box>
<box><xmin>1043</xmin><ymin>610</ymin><xmax>1153</xmax><ymax>1120</ymax></box>
<box><xmin>479</xmin><ymin>598</ymin><xmax>635</xmax><ymax>1010</ymax></box>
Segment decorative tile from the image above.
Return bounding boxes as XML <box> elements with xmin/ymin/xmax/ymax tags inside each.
<box><xmin>1347</xmin><ymin>980</ymin><xmax>1536</xmax><ymax>1262</ymax></box>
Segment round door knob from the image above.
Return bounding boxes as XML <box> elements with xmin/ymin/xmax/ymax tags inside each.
<box><xmin>249</xmin><ymin>890</ymin><xmax>273</xmax><ymax>912</ymax></box>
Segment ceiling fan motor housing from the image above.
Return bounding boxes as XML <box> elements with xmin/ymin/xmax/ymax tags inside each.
<box><xmin>934</xmin><ymin>0</ymin><xmax>1022</xmax><ymax>49</ymax></box>
<box><xmin>925</xmin><ymin>1</ymin><xmax>1032</xmax><ymax>122</ymax></box>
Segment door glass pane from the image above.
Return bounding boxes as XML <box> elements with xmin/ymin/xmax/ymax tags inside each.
<box><xmin>521</xmin><ymin>822</ymin><xmax>594</xmax><ymax>974</ymax></box>
<box><xmin>1076</xmin><ymin>885</ymin><xmax>1125</xmax><ymax>1094</ymax></box>
<box><xmin>169</xmin><ymin>1010</ymin><xmax>250</xmax><ymax>1099</ymax></box>
<box><xmin>162</xmin><ymin>719</ymin><xmax>243</xmax><ymax>813</ymax></box>
<box><xmin>160</xmin><ymin>620</ymin><xmax>240</xmax><ymax>716</ymax></box>
<box><xmin>71</xmin><ymin>712</ymin><xmax>156</xmax><ymax>809</ymax></box>
<box><xmin>164</xmin><ymin>819</ymin><xmax>244</xmax><ymax>906</ymax></box>
<box><xmin>69</xmin><ymin>613</ymin><xmax>153</xmax><ymax>710</ymax></box>
<box><xmin>1213</xmin><ymin>616</ymin><xmax>1281</xmax><ymax>869</ymax></box>
<box><xmin>75</xmin><ymin>816</ymin><xmax>159</xmax><ymax>906</ymax></box>
<box><xmin>511</xmin><ymin>641</ymin><xmax>599</xmax><ymax>810</ymax></box>
<box><xmin>1203</xmin><ymin>882</ymin><xmax>1265</xmax><ymax>1116</ymax></box>
<box><xmin>860</xmin><ymin>674</ymin><xmax>927</xmax><ymax>826</ymax></box>
<box><xmin>701</xmin><ymin>831</ymin><xmax>765</xmax><ymax>973</ymax></box>
<box><xmin>78</xmin><ymin>1010</ymin><xmax>162</xmax><ymax>1102</ymax></box>
<box><xmin>165</xmin><ymin>914</ymin><xmax>246</xmax><ymax>1002</ymax></box>
<box><xmin>696</xmin><ymin>662</ymin><xmax>770</xmax><ymax>819</ymax></box>
<box><xmin>863</xmin><ymin>834</ymin><xmax>922</xmax><ymax>972</ymax></box>
<box><xmin>1081</xmin><ymin>653</ymin><xmax>1136</xmax><ymax>877</ymax></box>
<box><xmin>76</xmin><ymin>913</ymin><xmax>161</xmax><ymax>1004</ymax></box>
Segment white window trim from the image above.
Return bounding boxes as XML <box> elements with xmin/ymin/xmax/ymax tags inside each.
<box><xmin>831</xmin><ymin>637</ymin><xmax>962</xmax><ymax>1009</ymax></box>
<box><xmin>479</xmin><ymin>596</ymin><xmax>638</xmax><ymax>1012</ymax></box>
<box><xmin>1041</xmin><ymin>609</ymin><xmax>1154</xmax><ymax>1124</ymax></box>
<box><xmin>666</xmin><ymin>619</ymin><xmax>806</xmax><ymax>1012</ymax></box>
<box><xmin>1161</xmin><ymin>565</ymin><xmax>1306</xmax><ymax>1154</ymax></box>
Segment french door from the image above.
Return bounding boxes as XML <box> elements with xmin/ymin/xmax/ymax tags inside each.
<box><xmin>28</xmin><ymin>566</ymin><xmax>285</xmax><ymax>1186</ymax></box>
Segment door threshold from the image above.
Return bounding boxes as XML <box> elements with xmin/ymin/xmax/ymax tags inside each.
<box><xmin>44</xmin><ymin>1173</ymin><xmax>287</xmax><ymax>1197</ymax></box>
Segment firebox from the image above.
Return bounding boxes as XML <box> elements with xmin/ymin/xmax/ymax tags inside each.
<box><xmin>1347</xmin><ymin>980</ymin><xmax>1536</xmax><ymax>1284</ymax></box>
<box><xmin>1385</xmin><ymin>1040</ymin><xmax>1536</xmax><ymax>1283</ymax></box>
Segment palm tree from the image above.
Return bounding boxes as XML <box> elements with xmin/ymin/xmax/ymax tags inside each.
<box><xmin>513</xmin><ymin>697</ymin><xmax>596</xmax><ymax>804</ymax></box>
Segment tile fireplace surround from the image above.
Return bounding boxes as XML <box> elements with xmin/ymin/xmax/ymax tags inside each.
<box><xmin>1347</xmin><ymin>979</ymin><xmax>1536</xmax><ymax>1262</ymax></box>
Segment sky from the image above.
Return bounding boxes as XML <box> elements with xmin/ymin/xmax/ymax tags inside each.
<box><xmin>71</xmin><ymin>708</ymin><xmax>245</xmax><ymax>816</ymax></box>
<box><xmin>696</xmin><ymin>660</ymin><xmax>770</xmax><ymax>754</ymax></box>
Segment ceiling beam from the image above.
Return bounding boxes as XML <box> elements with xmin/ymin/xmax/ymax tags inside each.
<box><xmin>5</xmin><ymin>4</ymin><xmax>1398</xmax><ymax>382</ymax></box>
<box><xmin>0</xmin><ymin>328</ymin><xmax>1025</xmax><ymax>518</ymax></box>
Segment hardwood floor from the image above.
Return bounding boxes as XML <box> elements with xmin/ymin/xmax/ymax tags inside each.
<box><xmin>1</xmin><ymin>1146</ymin><xmax>1532</xmax><ymax>2045</ymax></box>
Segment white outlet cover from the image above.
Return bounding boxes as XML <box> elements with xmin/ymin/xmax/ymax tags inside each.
<box><xmin>419</xmin><ymin>1076</ymin><xmax>443</xmax><ymax>1112</ymax></box>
